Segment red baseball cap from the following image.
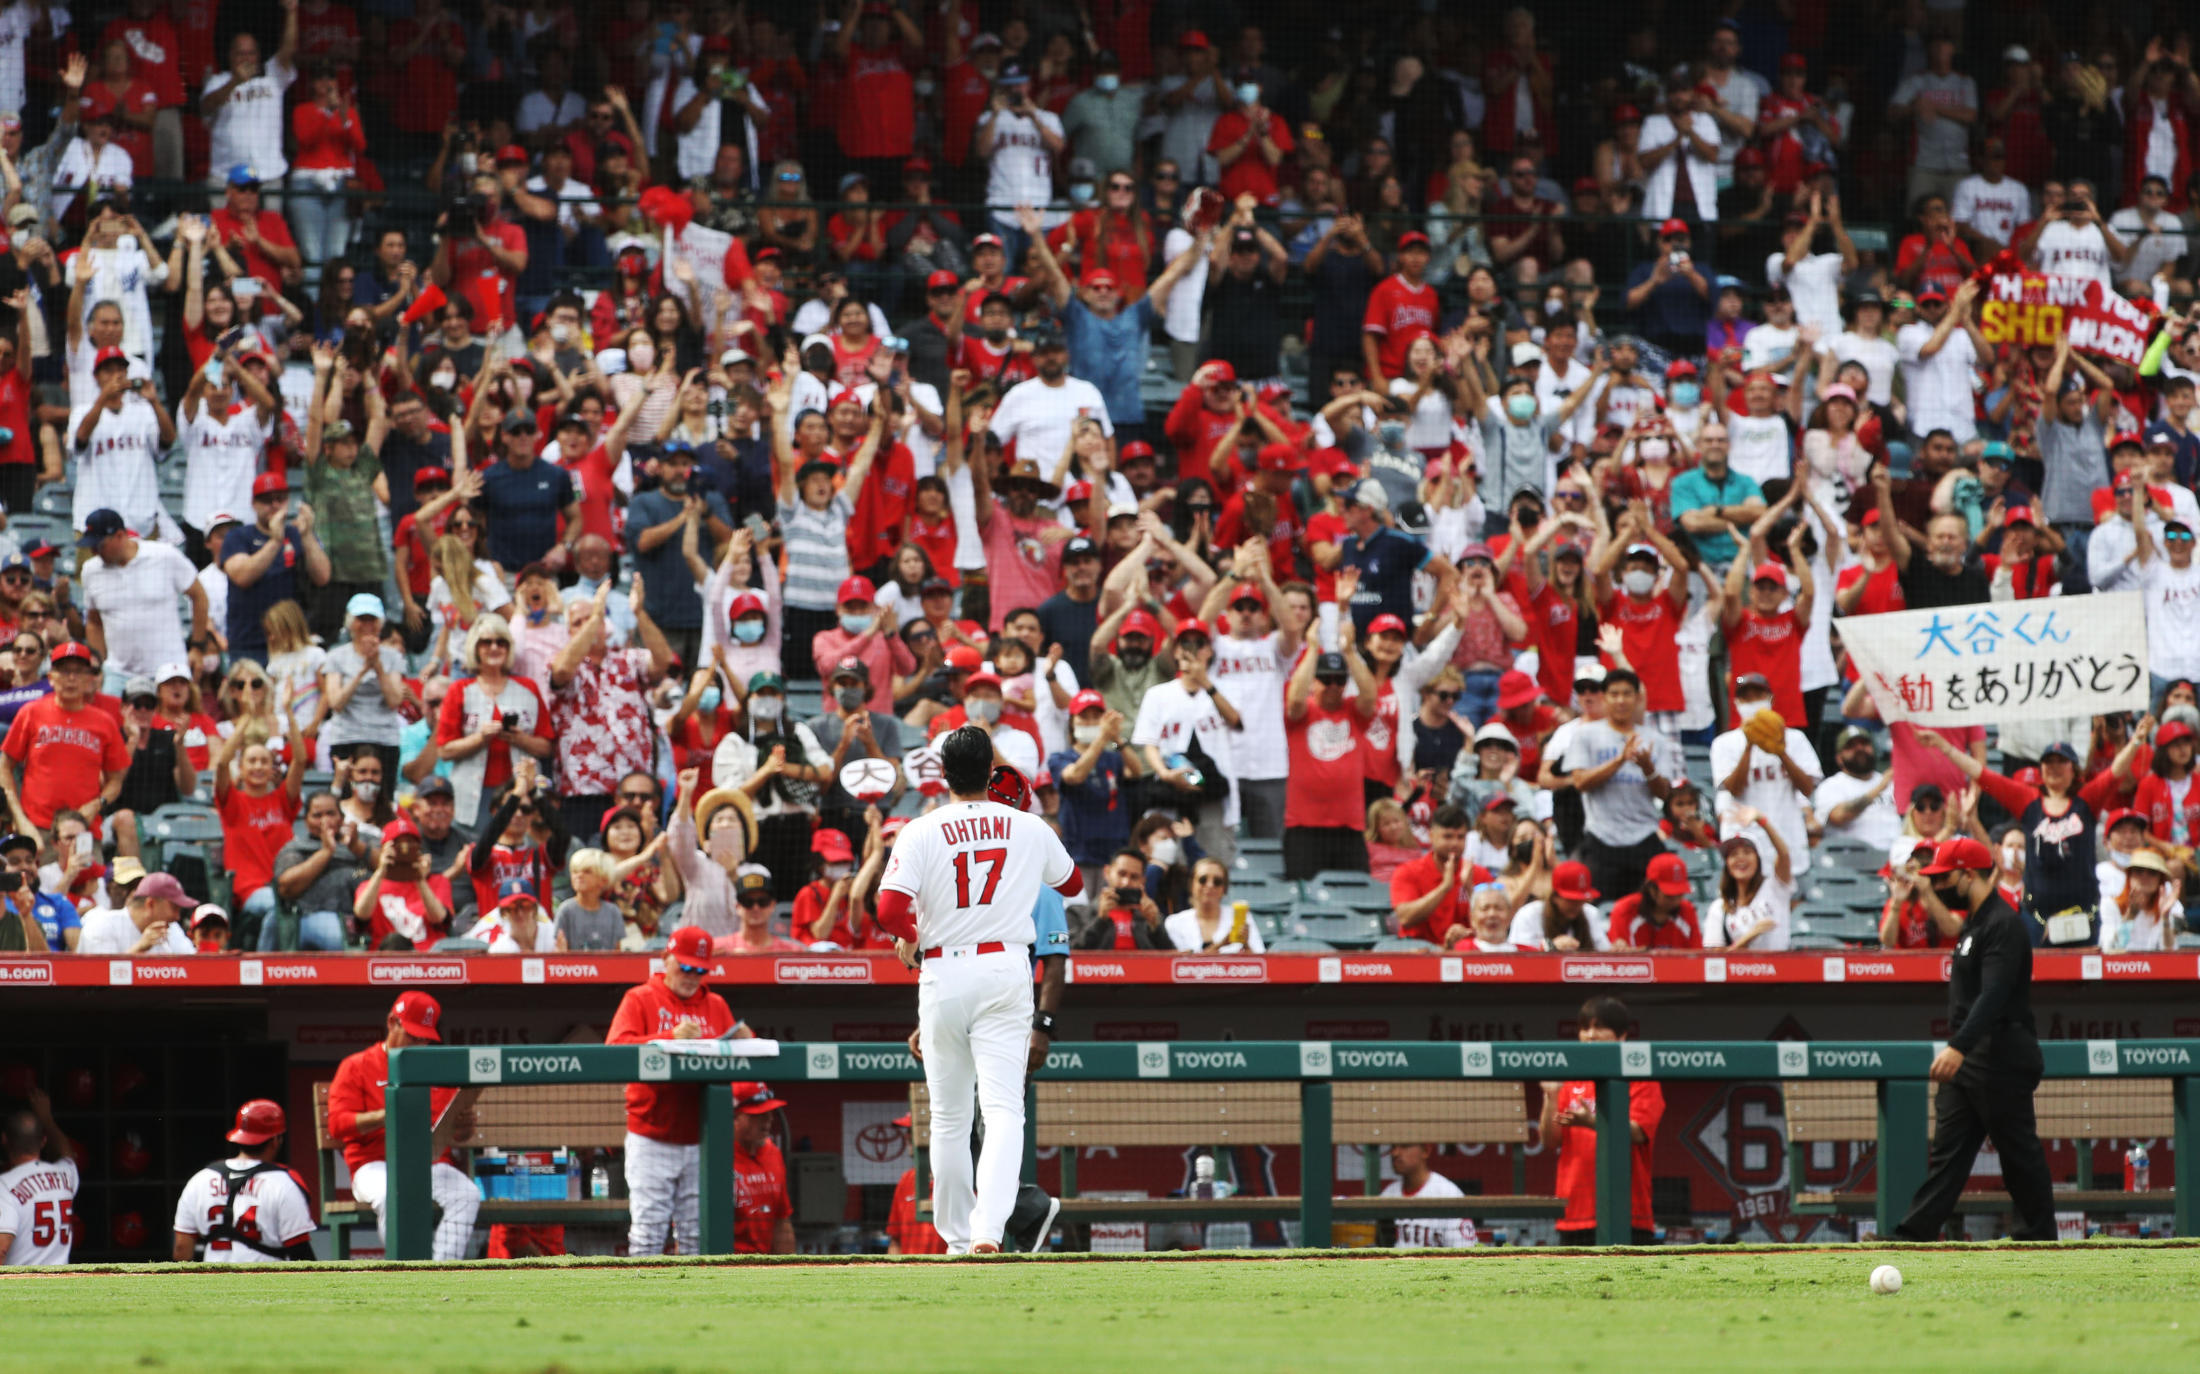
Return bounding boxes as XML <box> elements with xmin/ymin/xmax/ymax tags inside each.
<box><xmin>1920</xmin><ymin>836</ymin><xmax>1995</xmax><ymax>874</ymax></box>
<box><xmin>1751</xmin><ymin>561</ymin><xmax>1788</xmax><ymax>585</ymax></box>
<box><xmin>495</xmin><ymin>143</ymin><xmax>529</xmax><ymax>165</ymax></box>
<box><xmin>926</xmin><ymin>269</ymin><xmax>960</xmax><ymax>291</ymax></box>
<box><xmin>668</xmin><ymin>925</ymin><xmax>714</xmax><ymax>967</ymax></box>
<box><xmin>811</xmin><ymin>828</ymin><xmax>855</xmax><ymax>863</ymax></box>
<box><xmin>1311</xmin><ymin>447</ymin><xmax>1360</xmax><ymax>480</ymax></box>
<box><xmin>1613</xmin><ymin>104</ymin><xmax>1642</xmax><ymax>123</ymax></box>
<box><xmin>1177</xmin><ymin>29</ymin><xmax>1213</xmax><ymax>50</ymax></box>
<box><xmin>1256</xmin><ymin>441</ymin><xmax>1301</xmax><ymax>473</ymax></box>
<box><xmin>2157</xmin><ymin>720</ymin><xmax>2197</xmax><ymax>746</ymax></box>
<box><xmin>733</xmin><ymin>1081</ymin><xmax>787</xmax><ymax>1114</ymax></box>
<box><xmin>251</xmin><ymin>472</ymin><xmax>288</xmax><ymax>497</ymax></box>
<box><xmin>829</xmin><ymin>387</ymin><xmax>865</xmax><ymax>412</ymax></box>
<box><xmin>1119</xmin><ymin>609</ymin><xmax>1162</xmax><ymax>643</ymax></box>
<box><xmin>49</xmin><ymin>642</ymin><xmax>96</xmax><ymax>668</ymax></box>
<box><xmin>1658</xmin><ymin>218</ymin><xmax>1689</xmax><ymax>237</ymax></box>
<box><xmin>963</xmin><ymin>668</ymin><xmax>1003</xmax><ymax>692</ymax></box>
<box><xmin>1119</xmin><ymin>440</ymin><xmax>1156</xmax><ymax>463</ymax></box>
<box><xmin>2004</xmin><ymin>505</ymin><xmax>2038</xmax><ymax>528</ymax></box>
<box><xmin>1068</xmin><ymin>688</ymin><xmax>1106</xmax><ymax>716</ymax></box>
<box><xmin>226</xmin><ymin>1099</ymin><xmax>288</xmax><ymax>1146</ymax></box>
<box><xmin>1496</xmin><ymin>670</ymin><xmax>1541</xmax><ymax>711</ymax></box>
<box><xmin>945</xmin><ymin>644</ymin><xmax>985</xmax><ymax>672</ymax></box>
<box><xmin>1645</xmin><ymin>852</ymin><xmax>1692</xmax><ymax>896</ymax></box>
<box><xmin>1734</xmin><ymin>146</ymin><xmax>1767</xmax><ymax>169</ymax></box>
<box><xmin>382</xmin><ymin>813</ymin><xmax>420</xmax><ymax>845</ymax></box>
<box><xmin>391</xmin><ymin>990</ymin><xmax>443</xmax><ymax>1042</ymax></box>
<box><xmin>1367</xmin><ymin>613</ymin><xmax>1409</xmax><ymax>638</ymax></box>
<box><xmin>1227</xmin><ymin>583</ymin><xmax>1267</xmax><ymax>610</ymax></box>
<box><xmin>837</xmin><ymin>575</ymin><xmax>878</xmax><ymax>606</ymax></box>
<box><xmin>1550</xmin><ymin>861</ymin><xmax>1599</xmax><ymax>902</ymax></box>
<box><xmin>2109</xmin><ymin>430</ymin><xmax>2146</xmax><ymax>452</ymax></box>
<box><xmin>971</xmin><ymin>232</ymin><xmax>1004</xmax><ymax>251</ymax></box>
<box><xmin>93</xmin><ymin>344</ymin><xmax>130</xmax><ymax>369</ymax></box>
<box><xmin>1062</xmin><ymin>479</ymin><xmax>1094</xmax><ymax>506</ymax></box>
<box><xmin>1173</xmin><ymin>616</ymin><xmax>1212</xmax><ymax>642</ymax></box>
<box><xmin>729</xmin><ymin>590</ymin><xmax>767</xmax><ymax>620</ymax></box>
<box><xmin>1397</xmin><ymin>230</ymin><xmax>1431</xmax><ymax>250</ymax></box>
<box><xmin>1666</xmin><ymin>359</ymin><xmax>1700</xmax><ymax>380</ymax></box>
<box><xmin>1193</xmin><ymin>360</ymin><xmax>1238</xmax><ymax>388</ymax></box>
<box><xmin>1087</xmin><ymin>269</ymin><xmax>1119</xmax><ymax>291</ymax></box>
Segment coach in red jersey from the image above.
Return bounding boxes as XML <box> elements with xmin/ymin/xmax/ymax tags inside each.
<box><xmin>1360</xmin><ymin>232</ymin><xmax>1438</xmax><ymax>384</ymax></box>
<box><xmin>606</xmin><ymin>925</ymin><xmax>745</xmax><ymax>1256</ymax></box>
<box><xmin>731</xmin><ymin>1081</ymin><xmax>795</xmax><ymax>1254</ymax></box>
<box><xmin>326</xmin><ymin>991</ymin><xmax>482</xmax><ymax>1261</ymax></box>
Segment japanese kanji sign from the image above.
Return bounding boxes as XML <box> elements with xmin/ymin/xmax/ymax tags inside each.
<box><xmin>1975</xmin><ymin>269</ymin><xmax>2159</xmax><ymax>366</ymax></box>
<box><xmin>1843</xmin><ymin>593</ymin><xmax>2149</xmax><ymax>727</ymax></box>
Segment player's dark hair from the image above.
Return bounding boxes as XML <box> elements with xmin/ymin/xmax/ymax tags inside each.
<box><xmin>1580</xmin><ymin>996</ymin><xmax>1635</xmax><ymax>1038</ymax></box>
<box><xmin>3</xmin><ymin>1109</ymin><xmax>41</xmax><ymax>1157</ymax></box>
<box><xmin>1601</xmin><ymin>668</ymin><xmax>1642</xmax><ymax>694</ymax></box>
<box><xmin>940</xmin><ymin>725</ymin><xmax>995</xmax><ymax>796</ymax></box>
<box><xmin>1430</xmin><ymin>804</ymin><xmax>1470</xmax><ymax>831</ymax></box>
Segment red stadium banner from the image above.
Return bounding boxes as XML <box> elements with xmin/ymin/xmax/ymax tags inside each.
<box><xmin>4</xmin><ymin>950</ymin><xmax>2193</xmax><ymax>988</ymax></box>
<box><xmin>1974</xmin><ymin>264</ymin><xmax>2160</xmax><ymax>365</ymax></box>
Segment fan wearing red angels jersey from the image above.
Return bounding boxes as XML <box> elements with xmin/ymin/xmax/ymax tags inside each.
<box><xmin>0</xmin><ymin>1085</ymin><xmax>78</xmax><ymax>1267</ymax></box>
<box><xmin>606</xmin><ymin>925</ymin><xmax>745</xmax><ymax>1257</ymax></box>
<box><xmin>1720</xmin><ymin>536</ymin><xmax>1814</xmax><ymax>728</ymax></box>
<box><xmin>1605</xmin><ymin>854</ymin><xmax>1703</xmax><ymax>949</ymax></box>
<box><xmin>172</xmin><ymin>1099</ymin><xmax>316</xmax><ymax>1262</ymax></box>
<box><xmin>1360</xmin><ymin>233</ymin><xmax>1439</xmax><ymax>383</ymax></box>
<box><xmin>876</xmin><ymin>725</ymin><xmax>1081</xmax><ymax>1255</ymax></box>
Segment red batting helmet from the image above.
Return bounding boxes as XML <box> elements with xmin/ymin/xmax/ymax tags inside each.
<box><xmin>988</xmin><ymin>764</ymin><xmax>1033</xmax><ymax>812</ymax></box>
<box><xmin>227</xmin><ymin>1099</ymin><xmax>288</xmax><ymax>1146</ymax></box>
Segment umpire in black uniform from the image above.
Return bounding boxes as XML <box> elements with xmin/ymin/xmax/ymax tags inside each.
<box><xmin>1894</xmin><ymin>837</ymin><xmax>2057</xmax><ymax>1241</ymax></box>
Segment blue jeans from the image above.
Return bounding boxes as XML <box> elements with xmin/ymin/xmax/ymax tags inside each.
<box><xmin>288</xmin><ymin>171</ymin><xmax>352</xmax><ymax>268</ymax></box>
<box><xmin>1460</xmin><ymin>669</ymin><xmax>1503</xmax><ymax>728</ymax></box>
<box><xmin>248</xmin><ymin>886</ymin><xmax>346</xmax><ymax>951</ymax></box>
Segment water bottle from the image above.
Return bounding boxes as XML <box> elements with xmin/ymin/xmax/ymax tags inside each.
<box><xmin>590</xmin><ymin>1162</ymin><xmax>610</xmax><ymax>1200</ymax></box>
<box><xmin>2126</xmin><ymin>1144</ymin><xmax>2150</xmax><ymax>1192</ymax></box>
<box><xmin>567</xmin><ymin>1150</ymin><xmax>581</xmax><ymax>1201</ymax></box>
<box><xmin>1193</xmin><ymin>1154</ymin><xmax>1215</xmax><ymax>1201</ymax></box>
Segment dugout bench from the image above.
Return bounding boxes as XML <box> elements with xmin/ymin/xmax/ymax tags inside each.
<box><xmin>1782</xmin><ymin>1079</ymin><xmax>2178</xmax><ymax>1221</ymax></box>
<box><xmin>909</xmin><ymin>1080</ymin><xmax>1565</xmax><ymax>1236</ymax></box>
<box><xmin>313</xmin><ymin>1081</ymin><xmax>632</xmax><ymax>1257</ymax></box>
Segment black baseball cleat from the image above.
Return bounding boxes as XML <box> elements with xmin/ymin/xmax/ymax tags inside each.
<box><xmin>1005</xmin><ymin>1184</ymin><xmax>1060</xmax><ymax>1253</ymax></box>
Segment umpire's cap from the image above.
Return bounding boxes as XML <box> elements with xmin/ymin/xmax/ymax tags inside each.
<box><xmin>227</xmin><ymin>1099</ymin><xmax>287</xmax><ymax>1146</ymax></box>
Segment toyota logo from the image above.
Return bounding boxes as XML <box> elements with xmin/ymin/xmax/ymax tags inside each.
<box><xmin>854</xmin><ymin>1122</ymin><xmax>907</xmax><ymax>1164</ymax></box>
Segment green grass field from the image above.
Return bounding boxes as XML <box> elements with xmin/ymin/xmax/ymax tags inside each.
<box><xmin>4</xmin><ymin>1246</ymin><xmax>2196</xmax><ymax>1373</ymax></box>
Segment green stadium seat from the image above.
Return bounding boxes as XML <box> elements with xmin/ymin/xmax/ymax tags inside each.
<box><xmin>1371</xmin><ymin>937</ymin><xmax>1440</xmax><ymax>953</ymax></box>
<box><xmin>436</xmin><ymin>938</ymin><xmax>490</xmax><ymax>952</ymax></box>
<box><xmin>1268</xmin><ymin>936</ymin><xmax>1337</xmax><ymax>952</ymax></box>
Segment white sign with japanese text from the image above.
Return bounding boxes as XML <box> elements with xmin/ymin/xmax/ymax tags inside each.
<box><xmin>1843</xmin><ymin>593</ymin><xmax>2149</xmax><ymax>726</ymax></box>
<box><xmin>666</xmin><ymin>222</ymin><xmax>738</xmax><ymax>334</ymax></box>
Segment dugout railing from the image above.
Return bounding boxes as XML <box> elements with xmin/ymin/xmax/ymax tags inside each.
<box><xmin>380</xmin><ymin>1039</ymin><xmax>2200</xmax><ymax>1258</ymax></box>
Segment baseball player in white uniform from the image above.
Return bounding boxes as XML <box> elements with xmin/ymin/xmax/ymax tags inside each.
<box><xmin>877</xmin><ymin>727</ymin><xmax>1082</xmax><ymax>1254</ymax></box>
<box><xmin>172</xmin><ymin>1099</ymin><xmax>317</xmax><ymax>1262</ymax></box>
<box><xmin>0</xmin><ymin>1088</ymin><xmax>79</xmax><ymax>1266</ymax></box>
<box><xmin>1379</xmin><ymin>1143</ymin><xmax>1477</xmax><ymax>1249</ymax></box>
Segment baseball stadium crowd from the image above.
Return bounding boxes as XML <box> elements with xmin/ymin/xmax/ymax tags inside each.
<box><xmin>4</xmin><ymin>1</ymin><xmax>2200</xmax><ymax>965</ymax></box>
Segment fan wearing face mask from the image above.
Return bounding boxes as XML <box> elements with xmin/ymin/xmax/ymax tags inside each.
<box><xmin>805</xmin><ymin>657</ymin><xmax>905</xmax><ymax>834</ymax></box>
<box><xmin>1590</xmin><ymin>508</ymin><xmax>1691</xmax><ymax>718</ymax></box>
<box><xmin>921</xmin><ymin>664</ymin><xmax>1043</xmax><ymax>781</ymax></box>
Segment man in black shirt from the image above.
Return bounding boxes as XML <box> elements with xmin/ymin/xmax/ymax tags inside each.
<box><xmin>1874</xmin><ymin>463</ymin><xmax>1991</xmax><ymax>608</ymax></box>
<box><xmin>379</xmin><ymin>392</ymin><xmax>452</xmax><ymax>525</ymax></box>
<box><xmin>1036</xmin><ymin>537</ymin><xmax>1104</xmax><ymax>686</ymax></box>
<box><xmin>1894</xmin><ymin>836</ymin><xmax>2056</xmax><ymax>1242</ymax></box>
<box><xmin>1201</xmin><ymin>220</ymin><xmax>1288</xmax><ymax>384</ymax></box>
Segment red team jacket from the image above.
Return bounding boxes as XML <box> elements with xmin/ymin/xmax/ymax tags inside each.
<box><xmin>605</xmin><ymin>974</ymin><xmax>740</xmax><ymax>1142</ymax></box>
<box><xmin>326</xmin><ymin>1043</ymin><xmax>461</xmax><ymax>1172</ymax></box>
<box><xmin>1550</xmin><ymin>1078</ymin><xmax>1664</xmax><ymax>1233</ymax></box>
<box><xmin>887</xmin><ymin>1166</ymin><xmax>948</xmax><ymax>1253</ymax></box>
<box><xmin>735</xmin><ymin>1137</ymin><xmax>790</xmax><ymax>1253</ymax></box>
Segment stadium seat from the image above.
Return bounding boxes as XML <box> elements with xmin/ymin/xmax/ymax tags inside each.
<box><xmin>1267</xmin><ymin>936</ymin><xmax>1337</xmax><ymax>952</ymax></box>
<box><xmin>436</xmin><ymin>938</ymin><xmax>490</xmax><ymax>952</ymax></box>
<box><xmin>1371</xmin><ymin>937</ymin><xmax>1440</xmax><ymax>953</ymax></box>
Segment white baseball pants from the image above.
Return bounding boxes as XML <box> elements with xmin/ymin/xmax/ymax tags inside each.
<box><xmin>624</xmin><ymin>1132</ymin><xmax>701</xmax><ymax>1255</ymax></box>
<box><xmin>920</xmin><ymin>947</ymin><xmax>1033</xmax><ymax>1253</ymax></box>
<box><xmin>350</xmin><ymin>1160</ymin><xmax>480</xmax><ymax>1261</ymax></box>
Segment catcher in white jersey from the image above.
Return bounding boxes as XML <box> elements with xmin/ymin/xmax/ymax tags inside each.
<box><xmin>172</xmin><ymin>1099</ymin><xmax>317</xmax><ymax>1262</ymax></box>
<box><xmin>876</xmin><ymin>726</ymin><xmax>1082</xmax><ymax>1254</ymax></box>
<box><xmin>0</xmin><ymin>1087</ymin><xmax>79</xmax><ymax>1266</ymax></box>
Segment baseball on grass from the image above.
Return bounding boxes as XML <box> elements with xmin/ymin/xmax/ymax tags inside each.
<box><xmin>1869</xmin><ymin>1264</ymin><xmax>1903</xmax><ymax>1295</ymax></box>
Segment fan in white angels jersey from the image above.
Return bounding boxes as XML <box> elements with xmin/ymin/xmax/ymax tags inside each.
<box><xmin>180</xmin><ymin>346</ymin><xmax>281</xmax><ymax>540</ymax></box>
<box><xmin>875</xmin><ymin>726</ymin><xmax>1081</xmax><ymax>1254</ymax></box>
<box><xmin>0</xmin><ymin>1088</ymin><xmax>79</xmax><ymax>1267</ymax></box>
<box><xmin>171</xmin><ymin>1099</ymin><xmax>317</xmax><ymax>1262</ymax></box>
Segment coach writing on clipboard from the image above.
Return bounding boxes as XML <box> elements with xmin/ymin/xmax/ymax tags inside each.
<box><xmin>1893</xmin><ymin>837</ymin><xmax>2057</xmax><ymax>1241</ymax></box>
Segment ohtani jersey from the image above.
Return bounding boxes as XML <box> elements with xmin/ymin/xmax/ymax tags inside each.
<box><xmin>0</xmin><ymin>1156</ymin><xmax>80</xmax><ymax>1266</ymax></box>
<box><xmin>181</xmin><ymin>402</ymin><xmax>273</xmax><ymax>532</ymax></box>
<box><xmin>173</xmin><ymin>1159</ymin><xmax>316</xmax><ymax>1263</ymax></box>
<box><xmin>880</xmin><ymin>799</ymin><xmax>1075</xmax><ymax>948</ymax></box>
<box><xmin>69</xmin><ymin>398</ymin><xmax>166</xmax><ymax>534</ymax></box>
